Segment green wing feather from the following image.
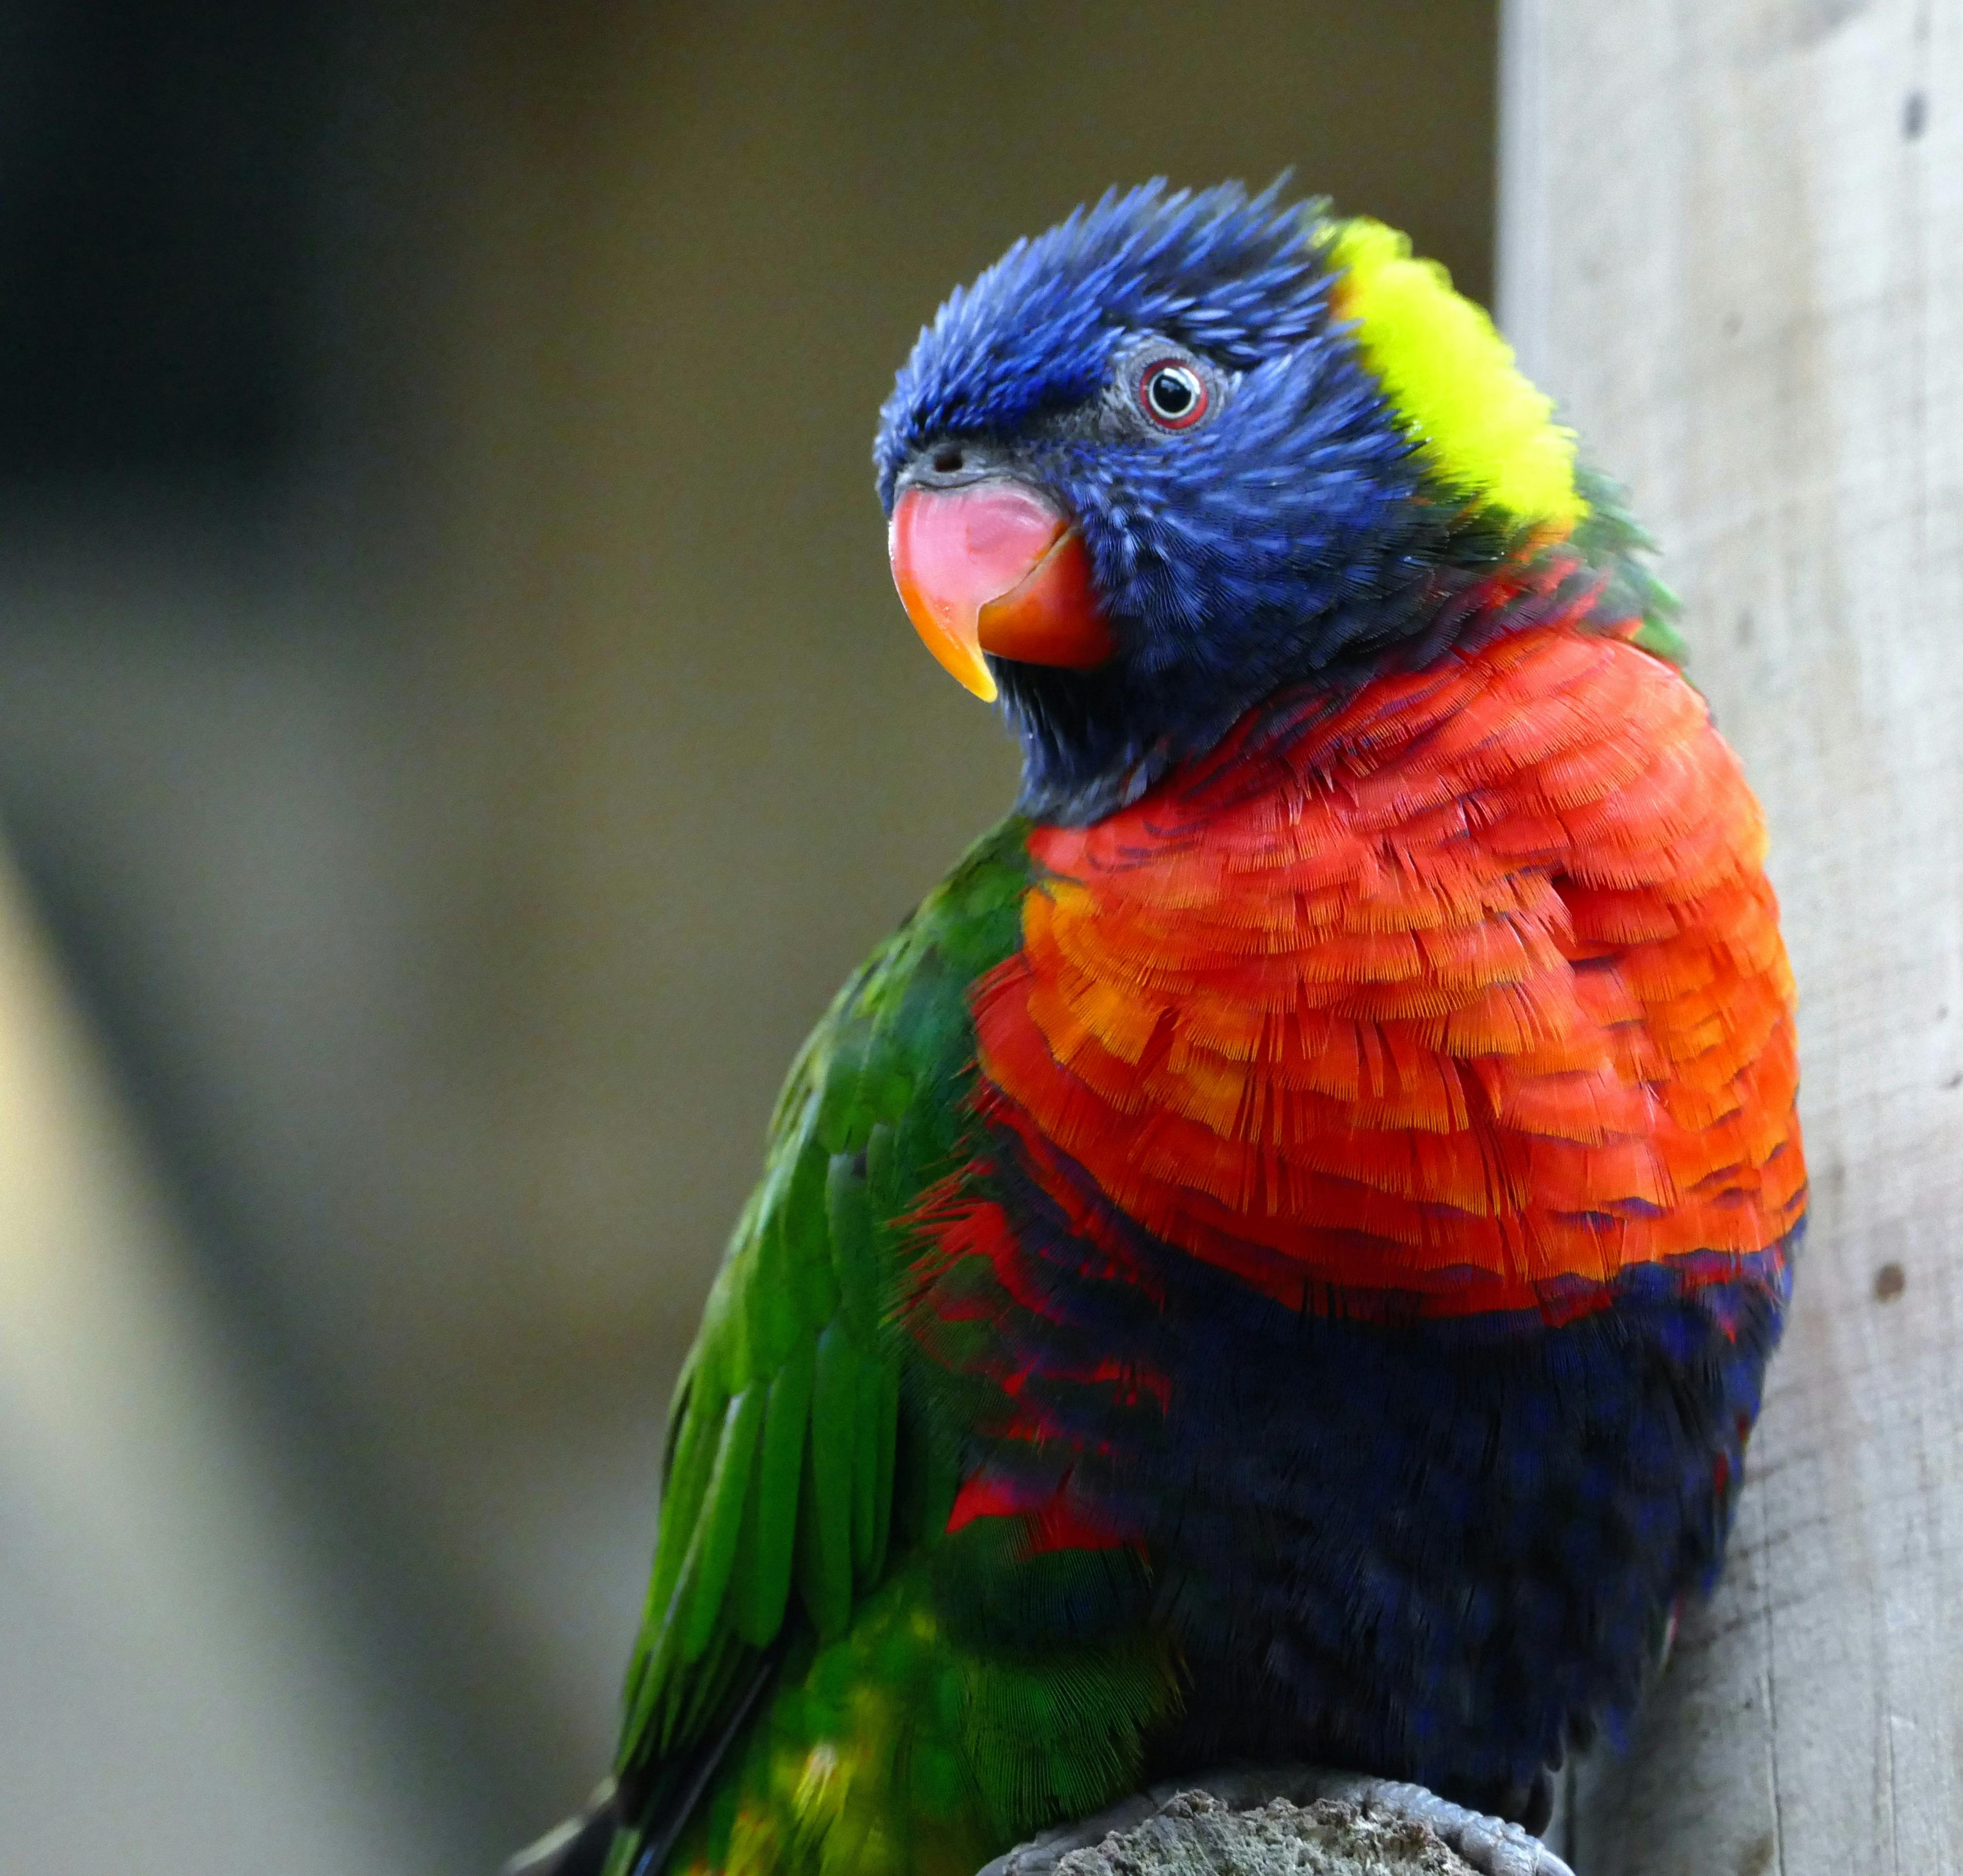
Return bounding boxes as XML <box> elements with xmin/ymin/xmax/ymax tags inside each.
<box><xmin>613</xmin><ymin>816</ymin><xmax>1032</xmax><ymax>1797</ymax></box>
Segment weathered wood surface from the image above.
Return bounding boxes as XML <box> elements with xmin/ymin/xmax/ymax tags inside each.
<box><xmin>1501</xmin><ymin>2</ymin><xmax>1963</xmax><ymax>1871</ymax></box>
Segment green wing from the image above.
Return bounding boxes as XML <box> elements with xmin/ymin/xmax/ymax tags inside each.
<box><xmin>614</xmin><ymin>816</ymin><xmax>1031</xmax><ymax>1787</ymax></box>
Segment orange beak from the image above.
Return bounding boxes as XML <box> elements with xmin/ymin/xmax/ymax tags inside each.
<box><xmin>889</xmin><ymin>482</ymin><xmax>1114</xmax><ymax>701</ymax></box>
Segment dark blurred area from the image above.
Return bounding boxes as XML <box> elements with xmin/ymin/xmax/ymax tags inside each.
<box><xmin>0</xmin><ymin>4</ymin><xmax>1496</xmax><ymax>1868</ymax></box>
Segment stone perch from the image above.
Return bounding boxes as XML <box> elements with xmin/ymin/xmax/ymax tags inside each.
<box><xmin>979</xmin><ymin>1771</ymin><xmax>1574</xmax><ymax>1876</ymax></box>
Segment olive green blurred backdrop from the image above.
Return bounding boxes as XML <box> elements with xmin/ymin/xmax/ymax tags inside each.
<box><xmin>0</xmin><ymin>4</ymin><xmax>1494</xmax><ymax>1868</ymax></box>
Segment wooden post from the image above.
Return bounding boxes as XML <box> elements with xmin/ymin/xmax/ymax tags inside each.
<box><xmin>1501</xmin><ymin>3</ymin><xmax>1963</xmax><ymax>1870</ymax></box>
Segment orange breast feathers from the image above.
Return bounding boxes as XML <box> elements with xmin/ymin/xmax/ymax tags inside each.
<box><xmin>971</xmin><ymin>623</ymin><xmax>1806</xmax><ymax>1322</ymax></box>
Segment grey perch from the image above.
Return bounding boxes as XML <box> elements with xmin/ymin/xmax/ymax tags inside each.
<box><xmin>505</xmin><ymin>1769</ymin><xmax>1575</xmax><ymax>1876</ymax></box>
<box><xmin>979</xmin><ymin>1771</ymin><xmax>1574</xmax><ymax>1876</ymax></box>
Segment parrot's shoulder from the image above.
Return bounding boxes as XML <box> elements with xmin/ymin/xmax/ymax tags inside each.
<box><xmin>749</xmin><ymin>811</ymin><xmax>1036</xmax><ymax>1234</ymax></box>
<box><xmin>611</xmin><ymin>813</ymin><xmax>1034</xmax><ymax>1829</ymax></box>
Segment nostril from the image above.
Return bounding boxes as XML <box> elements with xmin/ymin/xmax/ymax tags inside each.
<box><xmin>932</xmin><ymin>447</ymin><xmax>964</xmax><ymax>475</ymax></box>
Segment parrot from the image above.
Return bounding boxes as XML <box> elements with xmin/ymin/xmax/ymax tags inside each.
<box><xmin>509</xmin><ymin>180</ymin><xmax>1803</xmax><ymax>1876</ymax></box>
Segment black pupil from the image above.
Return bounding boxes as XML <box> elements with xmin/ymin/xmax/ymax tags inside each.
<box><xmin>1149</xmin><ymin>368</ymin><xmax>1196</xmax><ymax>418</ymax></box>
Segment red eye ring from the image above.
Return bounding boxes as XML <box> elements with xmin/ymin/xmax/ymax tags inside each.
<box><xmin>1138</xmin><ymin>359</ymin><xmax>1208</xmax><ymax>431</ymax></box>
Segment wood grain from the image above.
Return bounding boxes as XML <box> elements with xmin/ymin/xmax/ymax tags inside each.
<box><xmin>1500</xmin><ymin>2</ymin><xmax>1963</xmax><ymax>1869</ymax></box>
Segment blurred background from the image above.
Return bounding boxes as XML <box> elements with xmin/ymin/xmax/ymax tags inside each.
<box><xmin>0</xmin><ymin>4</ymin><xmax>1497</xmax><ymax>1869</ymax></box>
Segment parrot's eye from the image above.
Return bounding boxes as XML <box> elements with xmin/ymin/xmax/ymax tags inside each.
<box><xmin>1138</xmin><ymin>360</ymin><xmax>1209</xmax><ymax>431</ymax></box>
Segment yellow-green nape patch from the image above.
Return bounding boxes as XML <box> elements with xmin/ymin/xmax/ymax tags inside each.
<box><xmin>1323</xmin><ymin>216</ymin><xmax>1586</xmax><ymax>530</ymax></box>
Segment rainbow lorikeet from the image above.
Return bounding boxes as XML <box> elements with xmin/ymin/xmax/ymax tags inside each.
<box><xmin>511</xmin><ymin>182</ymin><xmax>1802</xmax><ymax>1876</ymax></box>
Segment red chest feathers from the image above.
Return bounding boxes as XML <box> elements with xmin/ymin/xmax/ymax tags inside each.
<box><xmin>970</xmin><ymin>623</ymin><xmax>1805</xmax><ymax>1322</ymax></box>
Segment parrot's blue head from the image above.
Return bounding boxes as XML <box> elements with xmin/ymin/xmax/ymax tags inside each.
<box><xmin>874</xmin><ymin>180</ymin><xmax>1588</xmax><ymax>822</ymax></box>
